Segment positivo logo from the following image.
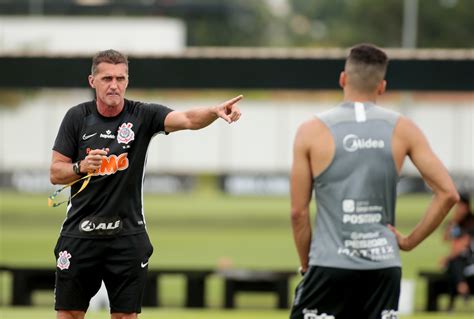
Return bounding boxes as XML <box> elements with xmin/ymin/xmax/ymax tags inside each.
<box><xmin>343</xmin><ymin>134</ymin><xmax>385</xmax><ymax>152</ymax></box>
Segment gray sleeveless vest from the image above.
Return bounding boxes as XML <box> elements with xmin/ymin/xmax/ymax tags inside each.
<box><xmin>309</xmin><ymin>101</ymin><xmax>402</xmax><ymax>269</ymax></box>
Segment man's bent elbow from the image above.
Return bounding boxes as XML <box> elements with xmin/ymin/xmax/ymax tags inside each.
<box><xmin>291</xmin><ymin>208</ymin><xmax>308</xmax><ymax>222</ymax></box>
<box><xmin>445</xmin><ymin>189</ymin><xmax>460</xmax><ymax>207</ymax></box>
<box><xmin>437</xmin><ymin>187</ymin><xmax>460</xmax><ymax>211</ymax></box>
<box><xmin>50</xmin><ymin>167</ymin><xmax>60</xmax><ymax>185</ymax></box>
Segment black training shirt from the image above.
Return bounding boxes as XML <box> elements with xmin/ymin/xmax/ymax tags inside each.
<box><xmin>53</xmin><ymin>99</ymin><xmax>173</xmax><ymax>238</ymax></box>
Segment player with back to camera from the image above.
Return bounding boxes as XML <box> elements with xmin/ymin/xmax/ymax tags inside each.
<box><xmin>289</xmin><ymin>43</ymin><xmax>459</xmax><ymax>319</ymax></box>
<box><xmin>50</xmin><ymin>49</ymin><xmax>242</xmax><ymax>319</ymax></box>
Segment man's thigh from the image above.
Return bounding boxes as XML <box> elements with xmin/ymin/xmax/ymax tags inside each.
<box><xmin>290</xmin><ymin>266</ymin><xmax>363</xmax><ymax>319</ymax></box>
<box><xmin>54</xmin><ymin>236</ymin><xmax>104</xmax><ymax>312</ymax></box>
<box><xmin>289</xmin><ymin>266</ymin><xmax>401</xmax><ymax>319</ymax></box>
<box><xmin>103</xmin><ymin>233</ymin><xmax>154</xmax><ymax>314</ymax></box>
<box><xmin>362</xmin><ymin>267</ymin><xmax>401</xmax><ymax>319</ymax></box>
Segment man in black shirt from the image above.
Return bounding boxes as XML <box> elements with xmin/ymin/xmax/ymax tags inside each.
<box><xmin>50</xmin><ymin>49</ymin><xmax>242</xmax><ymax>319</ymax></box>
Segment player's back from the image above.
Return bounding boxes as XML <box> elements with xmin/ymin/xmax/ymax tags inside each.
<box><xmin>309</xmin><ymin>101</ymin><xmax>402</xmax><ymax>270</ymax></box>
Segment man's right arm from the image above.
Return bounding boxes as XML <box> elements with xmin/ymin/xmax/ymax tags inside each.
<box><xmin>50</xmin><ymin>149</ymin><xmax>108</xmax><ymax>185</ymax></box>
<box><xmin>389</xmin><ymin>117</ymin><xmax>459</xmax><ymax>251</ymax></box>
<box><xmin>290</xmin><ymin>121</ymin><xmax>314</xmax><ymax>273</ymax></box>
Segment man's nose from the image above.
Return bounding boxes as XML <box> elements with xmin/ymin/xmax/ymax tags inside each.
<box><xmin>110</xmin><ymin>79</ymin><xmax>118</xmax><ymax>88</ymax></box>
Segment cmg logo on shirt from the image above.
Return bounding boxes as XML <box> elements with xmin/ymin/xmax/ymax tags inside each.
<box><xmin>95</xmin><ymin>153</ymin><xmax>129</xmax><ymax>176</ymax></box>
<box><xmin>343</xmin><ymin>134</ymin><xmax>385</xmax><ymax>152</ymax></box>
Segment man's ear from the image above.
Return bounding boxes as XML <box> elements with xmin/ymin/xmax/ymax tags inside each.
<box><xmin>88</xmin><ymin>75</ymin><xmax>95</xmax><ymax>89</ymax></box>
<box><xmin>339</xmin><ymin>71</ymin><xmax>346</xmax><ymax>89</ymax></box>
<box><xmin>377</xmin><ymin>80</ymin><xmax>387</xmax><ymax>95</ymax></box>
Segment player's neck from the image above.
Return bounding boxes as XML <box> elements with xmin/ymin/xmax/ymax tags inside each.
<box><xmin>343</xmin><ymin>90</ymin><xmax>378</xmax><ymax>104</ymax></box>
<box><xmin>96</xmin><ymin>99</ymin><xmax>124</xmax><ymax>117</ymax></box>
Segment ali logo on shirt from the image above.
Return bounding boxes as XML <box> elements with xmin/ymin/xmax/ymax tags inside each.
<box><xmin>95</xmin><ymin>153</ymin><xmax>129</xmax><ymax>176</ymax></box>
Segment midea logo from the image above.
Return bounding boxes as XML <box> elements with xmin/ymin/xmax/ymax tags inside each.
<box><xmin>343</xmin><ymin>134</ymin><xmax>385</xmax><ymax>152</ymax></box>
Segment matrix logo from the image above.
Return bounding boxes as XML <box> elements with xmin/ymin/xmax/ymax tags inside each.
<box><xmin>343</xmin><ymin>134</ymin><xmax>385</xmax><ymax>152</ymax></box>
<box><xmin>302</xmin><ymin>309</ymin><xmax>335</xmax><ymax>319</ymax></box>
<box><xmin>381</xmin><ymin>309</ymin><xmax>398</xmax><ymax>319</ymax></box>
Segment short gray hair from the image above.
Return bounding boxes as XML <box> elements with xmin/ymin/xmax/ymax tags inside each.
<box><xmin>91</xmin><ymin>49</ymin><xmax>128</xmax><ymax>75</ymax></box>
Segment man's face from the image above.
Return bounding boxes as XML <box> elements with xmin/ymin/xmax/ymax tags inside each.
<box><xmin>88</xmin><ymin>62</ymin><xmax>128</xmax><ymax>108</ymax></box>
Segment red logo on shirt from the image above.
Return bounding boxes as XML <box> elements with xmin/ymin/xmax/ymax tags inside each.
<box><xmin>95</xmin><ymin>153</ymin><xmax>129</xmax><ymax>176</ymax></box>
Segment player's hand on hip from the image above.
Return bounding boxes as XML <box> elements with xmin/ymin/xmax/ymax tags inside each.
<box><xmin>83</xmin><ymin>148</ymin><xmax>109</xmax><ymax>173</ymax></box>
<box><xmin>388</xmin><ymin>224</ymin><xmax>414</xmax><ymax>251</ymax></box>
<box><xmin>216</xmin><ymin>95</ymin><xmax>243</xmax><ymax>123</ymax></box>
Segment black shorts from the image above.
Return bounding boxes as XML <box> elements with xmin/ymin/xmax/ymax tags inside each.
<box><xmin>54</xmin><ymin>232</ymin><xmax>153</xmax><ymax>313</ymax></box>
<box><xmin>290</xmin><ymin>266</ymin><xmax>401</xmax><ymax>319</ymax></box>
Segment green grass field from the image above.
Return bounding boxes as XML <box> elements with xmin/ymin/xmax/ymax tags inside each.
<box><xmin>1</xmin><ymin>307</ymin><xmax>474</xmax><ymax>319</ymax></box>
<box><xmin>0</xmin><ymin>191</ymin><xmax>473</xmax><ymax>318</ymax></box>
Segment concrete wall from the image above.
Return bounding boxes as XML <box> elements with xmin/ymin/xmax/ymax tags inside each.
<box><xmin>0</xmin><ymin>89</ymin><xmax>472</xmax><ymax>176</ymax></box>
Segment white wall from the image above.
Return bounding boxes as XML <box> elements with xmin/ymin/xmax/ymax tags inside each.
<box><xmin>0</xmin><ymin>90</ymin><xmax>472</xmax><ymax>176</ymax></box>
<box><xmin>0</xmin><ymin>16</ymin><xmax>185</xmax><ymax>55</ymax></box>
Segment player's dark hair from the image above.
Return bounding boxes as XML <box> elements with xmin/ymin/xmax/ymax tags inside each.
<box><xmin>345</xmin><ymin>44</ymin><xmax>388</xmax><ymax>93</ymax></box>
<box><xmin>91</xmin><ymin>49</ymin><xmax>128</xmax><ymax>75</ymax></box>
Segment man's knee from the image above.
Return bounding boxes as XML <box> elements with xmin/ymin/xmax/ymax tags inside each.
<box><xmin>57</xmin><ymin>310</ymin><xmax>86</xmax><ymax>319</ymax></box>
<box><xmin>111</xmin><ymin>313</ymin><xmax>138</xmax><ymax>319</ymax></box>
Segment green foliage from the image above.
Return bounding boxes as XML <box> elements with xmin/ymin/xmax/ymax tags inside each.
<box><xmin>180</xmin><ymin>0</ymin><xmax>474</xmax><ymax>48</ymax></box>
<box><xmin>417</xmin><ymin>0</ymin><xmax>474</xmax><ymax>47</ymax></box>
<box><xmin>286</xmin><ymin>0</ymin><xmax>474</xmax><ymax>48</ymax></box>
<box><xmin>187</xmin><ymin>1</ymin><xmax>273</xmax><ymax>46</ymax></box>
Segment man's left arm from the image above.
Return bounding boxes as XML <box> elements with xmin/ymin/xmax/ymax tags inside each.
<box><xmin>164</xmin><ymin>95</ymin><xmax>243</xmax><ymax>132</ymax></box>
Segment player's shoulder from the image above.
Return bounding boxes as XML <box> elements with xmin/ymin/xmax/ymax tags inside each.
<box><xmin>394</xmin><ymin>115</ymin><xmax>419</xmax><ymax>133</ymax></box>
<box><xmin>296</xmin><ymin>116</ymin><xmax>328</xmax><ymax>138</ymax></box>
<box><xmin>393</xmin><ymin>115</ymin><xmax>428</xmax><ymax>146</ymax></box>
<box><xmin>125</xmin><ymin>98</ymin><xmax>170</xmax><ymax>113</ymax></box>
<box><xmin>299</xmin><ymin>116</ymin><xmax>326</xmax><ymax>129</ymax></box>
<box><xmin>65</xmin><ymin>100</ymin><xmax>94</xmax><ymax>118</ymax></box>
<box><xmin>371</xmin><ymin>104</ymin><xmax>402</xmax><ymax>123</ymax></box>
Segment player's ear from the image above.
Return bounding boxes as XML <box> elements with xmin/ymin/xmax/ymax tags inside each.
<box><xmin>88</xmin><ymin>75</ymin><xmax>95</xmax><ymax>89</ymax></box>
<box><xmin>339</xmin><ymin>71</ymin><xmax>346</xmax><ymax>89</ymax></box>
<box><xmin>377</xmin><ymin>80</ymin><xmax>386</xmax><ymax>95</ymax></box>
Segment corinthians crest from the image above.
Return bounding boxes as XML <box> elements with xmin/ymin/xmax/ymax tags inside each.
<box><xmin>117</xmin><ymin>122</ymin><xmax>135</xmax><ymax>144</ymax></box>
<box><xmin>57</xmin><ymin>251</ymin><xmax>72</xmax><ymax>270</ymax></box>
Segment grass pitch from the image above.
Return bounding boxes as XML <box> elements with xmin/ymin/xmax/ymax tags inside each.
<box><xmin>1</xmin><ymin>307</ymin><xmax>474</xmax><ymax>319</ymax></box>
<box><xmin>0</xmin><ymin>191</ymin><xmax>473</xmax><ymax>316</ymax></box>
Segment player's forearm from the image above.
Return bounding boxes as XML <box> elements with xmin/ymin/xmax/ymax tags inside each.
<box><xmin>50</xmin><ymin>161</ymin><xmax>82</xmax><ymax>185</ymax></box>
<box><xmin>405</xmin><ymin>191</ymin><xmax>459</xmax><ymax>250</ymax></box>
<box><xmin>291</xmin><ymin>208</ymin><xmax>312</xmax><ymax>271</ymax></box>
<box><xmin>183</xmin><ymin>107</ymin><xmax>219</xmax><ymax>130</ymax></box>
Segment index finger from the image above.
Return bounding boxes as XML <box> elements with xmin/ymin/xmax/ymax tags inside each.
<box><xmin>224</xmin><ymin>95</ymin><xmax>243</xmax><ymax>106</ymax></box>
<box><xmin>89</xmin><ymin>148</ymin><xmax>108</xmax><ymax>156</ymax></box>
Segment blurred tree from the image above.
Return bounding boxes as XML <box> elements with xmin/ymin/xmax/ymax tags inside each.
<box><xmin>287</xmin><ymin>0</ymin><xmax>474</xmax><ymax>48</ymax></box>
<box><xmin>1</xmin><ymin>0</ymin><xmax>472</xmax><ymax>47</ymax></box>
<box><xmin>418</xmin><ymin>0</ymin><xmax>474</xmax><ymax>47</ymax></box>
<box><xmin>186</xmin><ymin>1</ymin><xmax>274</xmax><ymax>46</ymax></box>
